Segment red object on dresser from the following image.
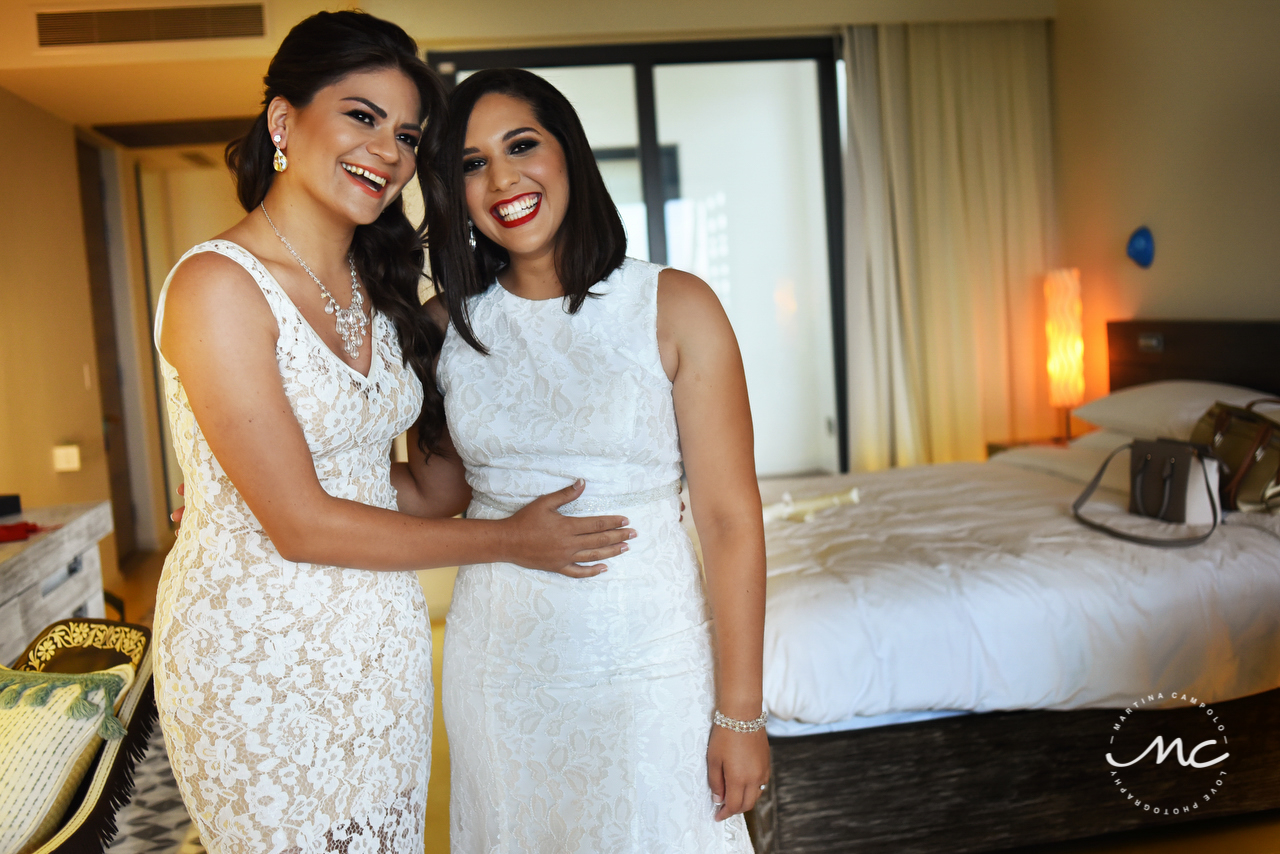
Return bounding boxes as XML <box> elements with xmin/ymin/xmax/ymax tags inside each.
<box><xmin>0</xmin><ymin>522</ymin><xmax>57</xmax><ymax>542</ymax></box>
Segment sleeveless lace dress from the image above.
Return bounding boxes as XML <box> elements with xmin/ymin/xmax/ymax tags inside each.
<box><xmin>150</xmin><ymin>240</ymin><xmax>432</xmax><ymax>853</ymax></box>
<box><xmin>437</xmin><ymin>258</ymin><xmax>753</xmax><ymax>853</ymax></box>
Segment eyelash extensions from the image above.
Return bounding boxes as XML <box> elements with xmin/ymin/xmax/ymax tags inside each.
<box><xmin>345</xmin><ymin>109</ymin><xmax>420</xmax><ymax>147</ymax></box>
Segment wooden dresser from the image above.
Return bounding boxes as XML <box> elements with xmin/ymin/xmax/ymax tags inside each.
<box><xmin>0</xmin><ymin>501</ymin><xmax>111</xmax><ymax>666</ymax></box>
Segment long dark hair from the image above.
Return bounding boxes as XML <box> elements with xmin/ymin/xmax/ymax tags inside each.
<box><xmin>225</xmin><ymin>10</ymin><xmax>458</xmax><ymax>455</ymax></box>
<box><xmin>431</xmin><ymin>67</ymin><xmax>628</xmax><ymax>358</ymax></box>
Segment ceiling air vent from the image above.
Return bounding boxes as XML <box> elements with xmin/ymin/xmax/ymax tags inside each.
<box><xmin>37</xmin><ymin>4</ymin><xmax>264</xmax><ymax>47</ymax></box>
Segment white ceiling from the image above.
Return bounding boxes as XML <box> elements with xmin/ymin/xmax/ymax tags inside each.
<box><xmin>0</xmin><ymin>0</ymin><xmax>1055</xmax><ymax>129</ymax></box>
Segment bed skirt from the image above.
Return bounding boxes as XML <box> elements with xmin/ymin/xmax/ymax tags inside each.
<box><xmin>752</xmin><ymin>688</ymin><xmax>1280</xmax><ymax>853</ymax></box>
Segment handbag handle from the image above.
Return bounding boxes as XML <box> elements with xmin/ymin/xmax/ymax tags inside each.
<box><xmin>1131</xmin><ymin>452</ymin><xmax>1176</xmax><ymax>520</ymax></box>
<box><xmin>1072</xmin><ymin>444</ymin><xmax>1219</xmax><ymax>548</ymax></box>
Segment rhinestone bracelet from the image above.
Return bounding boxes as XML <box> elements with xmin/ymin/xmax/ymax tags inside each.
<box><xmin>713</xmin><ymin>709</ymin><xmax>768</xmax><ymax>733</ymax></box>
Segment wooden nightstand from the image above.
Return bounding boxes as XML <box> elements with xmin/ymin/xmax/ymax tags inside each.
<box><xmin>985</xmin><ymin>437</ymin><xmax>1070</xmax><ymax>459</ymax></box>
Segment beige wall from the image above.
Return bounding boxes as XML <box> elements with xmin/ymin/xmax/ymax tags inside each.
<box><xmin>102</xmin><ymin>147</ymin><xmax>180</xmax><ymax>554</ymax></box>
<box><xmin>1054</xmin><ymin>0</ymin><xmax>1280</xmax><ymax>401</ymax></box>
<box><xmin>136</xmin><ymin>162</ymin><xmax>246</xmax><ymax>514</ymax></box>
<box><xmin>0</xmin><ymin>85</ymin><xmax>120</xmax><ymax>587</ymax></box>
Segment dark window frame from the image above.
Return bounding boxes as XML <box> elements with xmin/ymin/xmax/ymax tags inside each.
<box><xmin>427</xmin><ymin>37</ymin><xmax>849</xmax><ymax>472</ymax></box>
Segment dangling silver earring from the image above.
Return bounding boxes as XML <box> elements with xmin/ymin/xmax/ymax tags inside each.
<box><xmin>272</xmin><ymin>133</ymin><xmax>287</xmax><ymax>172</ymax></box>
<box><xmin>468</xmin><ymin>220</ymin><xmax>477</xmax><ymax>250</ymax></box>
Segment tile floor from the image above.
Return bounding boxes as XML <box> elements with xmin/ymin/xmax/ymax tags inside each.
<box><xmin>105</xmin><ymin>724</ymin><xmax>205</xmax><ymax>854</ymax></box>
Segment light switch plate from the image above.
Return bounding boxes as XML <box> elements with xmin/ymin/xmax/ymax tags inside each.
<box><xmin>53</xmin><ymin>444</ymin><xmax>81</xmax><ymax>472</ymax></box>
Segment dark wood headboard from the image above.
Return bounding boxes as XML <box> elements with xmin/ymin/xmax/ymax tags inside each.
<box><xmin>1108</xmin><ymin>320</ymin><xmax>1280</xmax><ymax>395</ymax></box>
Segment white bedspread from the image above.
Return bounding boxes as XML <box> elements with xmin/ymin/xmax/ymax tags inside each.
<box><xmin>759</xmin><ymin>443</ymin><xmax>1280</xmax><ymax>736</ymax></box>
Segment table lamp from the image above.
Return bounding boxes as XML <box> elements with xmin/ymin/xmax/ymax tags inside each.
<box><xmin>1044</xmin><ymin>268</ymin><xmax>1084</xmax><ymax>439</ymax></box>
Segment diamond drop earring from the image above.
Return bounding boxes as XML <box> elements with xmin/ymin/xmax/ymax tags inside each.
<box><xmin>272</xmin><ymin>133</ymin><xmax>287</xmax><ymax>173</ymax></box>
<box><xmin>468</xmin><ymin>220</ymin><xmax>477</xmax><ymax>250</ymax></box>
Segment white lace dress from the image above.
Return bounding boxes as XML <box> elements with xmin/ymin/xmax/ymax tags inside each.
<box><xmin>437</xmin><ymin>258</ymin><xmax>753</xmax><ymax>853</ymax></box>
<box><xmin>150</xmin><ymin>240</ymin><xmax>432</xmax><ymax>853</ymax></box>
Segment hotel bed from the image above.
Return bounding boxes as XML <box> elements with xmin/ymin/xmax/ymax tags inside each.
<box><xmin>746</xmin><ymin>320</ymin><xmax>1280</xmax><ymax>853</ymax></box>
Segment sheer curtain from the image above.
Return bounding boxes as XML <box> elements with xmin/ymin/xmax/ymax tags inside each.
<box><xmin>843</xmin><ymin>21</ymin><xmax>1057</xmax><ymax>468</ymax></box>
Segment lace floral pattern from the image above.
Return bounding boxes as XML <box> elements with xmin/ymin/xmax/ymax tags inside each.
<box><xmin>438</xmin><ymin>259</ymin><xmax>753</xmax><ymax>853</ymax></box>
<box><xmin>151</xmin><ymin>241</ymin><xmax>431</xmax><ymax>853</ymax></box>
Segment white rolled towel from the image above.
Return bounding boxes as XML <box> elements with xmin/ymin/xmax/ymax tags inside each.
<box><xmin>762</xmin><ymin>487</ymin><xmax>860</xmax><ymax>523</ymax></box>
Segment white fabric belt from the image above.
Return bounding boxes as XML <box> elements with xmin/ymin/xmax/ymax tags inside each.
<box><xmin>471</xmin><ymin>479</ymin><xmax>682</xmax><ymax>516</ymax></box>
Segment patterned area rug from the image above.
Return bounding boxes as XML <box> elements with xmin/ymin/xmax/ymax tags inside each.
<box><xmin>107</xmin><ymin>725</ymin><xmax>205</xmax><ymax>854</ymax></box>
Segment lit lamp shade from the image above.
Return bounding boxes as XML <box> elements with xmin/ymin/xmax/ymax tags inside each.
<box><xmin>1044</xmin><ymin>268</ymin><xmax>1085</xmax><ymax>409</ymax></box>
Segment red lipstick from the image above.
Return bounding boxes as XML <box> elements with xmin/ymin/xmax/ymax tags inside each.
<box><xmin>490</xmin><ymin>193</ymin><xmax>541</xmax><ymax>228</ymax></box>
<box><xmin>342</xmin><ymin>162</ymin><xmax>389</xmax><ymax>198</ymax></box>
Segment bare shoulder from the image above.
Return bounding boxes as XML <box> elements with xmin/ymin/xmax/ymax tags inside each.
<box><xmin>658</xmin><ymin>267</ymin><xmax>718</xmax><ymax>304</ymax></box>
<box><xmin>423</xmin><ymin>294</ymin><xmax>449</xmax><ymax>334</ymax></box>
<box><xmin>165</xmin><ymin>250</ymin><xmax>268</xmax><ymax>313</ymax></box>
<box><xmin>656</xmin><ymin>267</ymin><xmax>739</xmax><ymax>382</ymax></box>
<box><xmin>658</xmin><ymin>267</ymin><xmax>732</xmax><ymax>333</ymax></box>
<box><xmin>160</xmin><ymin>249</ymin><xmax>275</xmax><ymax>354</ymax></box>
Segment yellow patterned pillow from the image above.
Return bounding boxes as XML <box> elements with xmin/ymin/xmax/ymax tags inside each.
<box><xmin>0</xmin><ymin>663</ymin><xmax>134</xmax><ymax>854</ymax></box>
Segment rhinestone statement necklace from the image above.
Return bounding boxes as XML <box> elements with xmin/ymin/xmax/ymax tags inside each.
<box><xmin>260</xmin><ymin>203</ymin><xmax>368</xmax><ymax>360</ymax></box>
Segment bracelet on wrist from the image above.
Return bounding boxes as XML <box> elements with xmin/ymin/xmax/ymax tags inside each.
<box><xmin>713</xmin><ymin>709</ymin><xmax>768</xmax><ymax>733</ymax></box>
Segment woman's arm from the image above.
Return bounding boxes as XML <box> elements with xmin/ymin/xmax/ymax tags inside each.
<box><xmin>161</xmin><ymin>252</ymin><xmax>632</xmax><ymax>575</ymax></box>
<box><xmin>658</xmin><ymin>267</ymin><xmax>769</xmax><ymax>821</ymax></box>
<box><xmin>391</xmin><ymin>426</ymin><xmax>471</xmax><ymax>518</ymax></box>
<box><xmin>390</xmin><ymin>296</ymin><xmax>473</xmax><ymax>519</ymax></box>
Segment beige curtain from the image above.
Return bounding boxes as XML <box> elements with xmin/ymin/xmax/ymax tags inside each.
<box><xmin>844</xmin><ymin>21</ymin><xmax>1058</xmax><ymax>468</ymax></box>
<box><xmin>843</xmin><ymin>27</ymin><xmax>927</xmax><ymax>470</ymax></box>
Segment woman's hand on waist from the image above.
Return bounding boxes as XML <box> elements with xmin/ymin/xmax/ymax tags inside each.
<box><xmin>501</xmin><ymin>479</ymin><xmax>636</xmax><ymax>577</ymax></box>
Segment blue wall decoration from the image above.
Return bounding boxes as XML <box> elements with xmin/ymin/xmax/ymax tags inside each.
<box><xmin>1126</xmin><ymin>226</ymin><xmax>1154</xmax><ymax>268</ymax></box>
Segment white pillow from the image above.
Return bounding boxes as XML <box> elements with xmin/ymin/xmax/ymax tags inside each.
<box><xmin>1070</xmin><ymin>429</ymin><xmax>1133</xmax><ymax>451</ymax></box>
<box><xmin>1073</xmin><ymin>381</ymin><xmax>1271</xmax><ymax>441</ymax></box>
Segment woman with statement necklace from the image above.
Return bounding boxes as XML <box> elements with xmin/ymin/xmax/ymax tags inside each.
<box><xmin>429</xmin><ymin>69</ymin><xmax>768</xmax><ymax>852</ymax></box>
<box><xmin>151</xmin><ymin>14</ymin><xmax>635</xmax><ymax>852</ymax></box>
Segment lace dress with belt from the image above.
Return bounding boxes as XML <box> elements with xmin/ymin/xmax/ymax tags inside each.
<box><xmin>150</xmin><ymin>240</ymin><xmax>432</xmax><ymax>853</ymax></box>
<box><xmin>437</xmin><ymin>258</ymin><xmax>753</xmax><ymax>853</ymax></box>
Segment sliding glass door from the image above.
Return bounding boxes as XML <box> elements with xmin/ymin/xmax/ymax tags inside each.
<box><xmin>654</xmin><ymin>60</ymin><xmax>837</xmax><ymax>475</ymax></box>
<box><xmin>433</xmin><ymin>40</ymin><xmax>846</xmax><ymax>476</ymax></box>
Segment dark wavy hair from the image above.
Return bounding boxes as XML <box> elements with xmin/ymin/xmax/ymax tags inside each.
<box><xmin>430</xmin><ymin>68</ymin><xmax>628</xmax><ymax>357</ymax></box>
<box><xmin>225</xmin><ymin>10</ymin><xmax>457</xmax><ymax>455</ymax></box>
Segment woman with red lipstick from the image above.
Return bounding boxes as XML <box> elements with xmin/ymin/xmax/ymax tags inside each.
<box><xmin>430</xmin><ymin>69</ymin><xmax>768</xmax><ymax>852</ymax></box>
<box><xmin>150</xmin><ymin>17</ymin><xmax>635</xmax><ymax>852</ymax></box>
